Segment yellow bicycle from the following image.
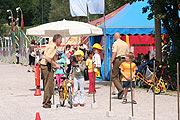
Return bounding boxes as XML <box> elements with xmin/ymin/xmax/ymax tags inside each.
<box><xmin>136</xmin><ymin>66</ymin><xmax>167</xmax><ymax>94</ymax></box>
<box><xmin>56</xmin><ymin>75</ymin><xmax>73</xmax><ymax>108</ymax></box>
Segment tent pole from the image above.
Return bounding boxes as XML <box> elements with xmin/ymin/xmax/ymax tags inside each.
<box><xmin>104</xmin><ymin>1</ymin><xmax>107</xmax><ymax>80</ymax></box>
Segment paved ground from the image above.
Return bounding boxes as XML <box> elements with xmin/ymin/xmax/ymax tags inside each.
<box><xmin>0</xmin><ymin>63</ymin><xmax>178</xmax><ymax>120</ymax></box>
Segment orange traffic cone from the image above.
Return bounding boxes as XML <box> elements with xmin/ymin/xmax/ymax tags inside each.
<box><xmin>34</xmin><ymin>65</ymin><xmax>41</xmax><ymax>96</ymax></box>
<box><xmin>34</xmin><ymin>87</ymin><xmax>41</xmax><ymax>96</ymax></box>
<box><xmin>35</xmin><ymin>112</ymin><xmax>41</xmax><ymax>120</ymax></box>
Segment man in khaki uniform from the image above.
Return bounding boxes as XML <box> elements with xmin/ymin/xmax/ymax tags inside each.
<box><xmin>41</xmin><ymin>34</ymin><xmax>62</xmax><ymax>108</ymax></box>
<box><xmin>111</xmin><ymin>32</ymin><xmax>129</xmax><ymax>99</ymax></box>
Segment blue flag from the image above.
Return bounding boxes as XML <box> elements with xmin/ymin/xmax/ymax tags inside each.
<box><xmin>69</xmin><ymin>0</ymin><xmax>104</xmax><ymax>17</ymax></box>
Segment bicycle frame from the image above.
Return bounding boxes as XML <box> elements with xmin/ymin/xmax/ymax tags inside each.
<box><xmin>136</xmin><ymin>72</ymin><xmax>167</xmax><ymax>93</ymax></box>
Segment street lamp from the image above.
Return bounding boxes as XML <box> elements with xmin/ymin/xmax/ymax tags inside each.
<box><xmin>7</xmin><ymin>10</ymin><xmax>13</xmax><ymax>28</ymax></box>
<box><xmin>16</xmin><ymin>7</ymin><xmax>24</xmax><ymax>29</ymax></box>
<box><xmin>16</xmin><ymin>7</ymin><xmax>24</xmax><ymax>58</ymax></box>
<box><xmin>7</xmin><ymin>9</ymin><xmax>15</xmax><ymax>56</ymax></box>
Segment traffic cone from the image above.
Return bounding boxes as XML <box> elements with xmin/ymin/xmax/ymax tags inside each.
<box><xmin>34</xmin><ymin>87</ymin><xmax>41</xmax><ymax>96</ymax></box>
<box><xmin>34</xmin><ymin>65</ymin><xmax>41</xmax><ymax>96</ymax></box>
<box><xmin>35</xmin><ymin>112</ymin><xmax>41</xmax><ymax>120</ymax></box>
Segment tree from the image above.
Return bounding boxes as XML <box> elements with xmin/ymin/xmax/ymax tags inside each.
<box><xmin>126</xmin><ymin>0</ymin><xmax>180</xmax><ymax>74</ymax></box>
<box><xmin>49</xmin><ymin>0</ymin><xmax>72</xmax><ymax>22</ymax></box>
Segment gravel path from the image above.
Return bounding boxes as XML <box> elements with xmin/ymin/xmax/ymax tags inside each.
<box><xmin>0</xmin><ymin>63</ymin><xmax>178</xmax><ymax>120</ymax></box>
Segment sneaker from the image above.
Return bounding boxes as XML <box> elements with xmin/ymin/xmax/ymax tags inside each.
<box><xmin>27</xmin><ymin>70</ymin><xmax>30</xmax><ymax>72</ymax></box>
<box><xmin>43</xmin><ymin>104</ymin><xmax>51</xmax><ymax>108</ymax></box>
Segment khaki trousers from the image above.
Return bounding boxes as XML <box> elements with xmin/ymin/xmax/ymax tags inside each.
<box><xmin>41</xmin><ymin>65</ymin><xmax>54</xmax><ymax>106</ymax></box>
<box><xmin>111</xmin><ymin>58</ymin><xmax>125</xmax><ymax>92</ymax></box>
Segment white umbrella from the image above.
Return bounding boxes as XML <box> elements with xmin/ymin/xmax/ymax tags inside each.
<box><xmin>26</xmin><ymin>19</ymin><xmax>103</xmax><ymax>37</ymax></box>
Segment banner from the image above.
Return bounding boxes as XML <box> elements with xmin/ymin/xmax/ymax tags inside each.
<box><xmin>87</xmin><ymin>0</ymin><xmax>104</xmax><ymax>14</ymax></box>
<box><xmin>69</xmin><ymin>0</ymin><xmax>88</xmax><ymax>17</ymax></box>
<box><xmin>69</xmin><ymin>0</ymin><xmax>104</xmax><ymax>17</ymax></box>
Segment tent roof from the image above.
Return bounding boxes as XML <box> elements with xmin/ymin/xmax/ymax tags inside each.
<box><xmin>90</xmin><ymin>4</ymin><xmax>127</xmax><ymax>25</ymax></box>
<box><xmin>96</xmin><ymin>0</ymin><xmax>165</xmax><ymax>35</ymax></box>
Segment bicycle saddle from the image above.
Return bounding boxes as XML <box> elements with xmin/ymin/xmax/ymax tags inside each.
<box><xmin>61</xmin><ymin>76</ymin><xmax>67</xmax><ymax>80</ymax></box>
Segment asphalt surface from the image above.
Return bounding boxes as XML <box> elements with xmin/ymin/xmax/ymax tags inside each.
<box><xmin>0</xmin><ymin>63</ymin><xmax>178</xmax><ymax>120</ymax></box>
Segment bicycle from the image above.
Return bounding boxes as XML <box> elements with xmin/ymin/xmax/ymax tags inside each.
<box><xmin>136</xmin><ymin>65</ymin><xmax>168</xmax><ymax>94</ymax></box>
<box><xmin>56</xmin><ymin>74</ymin><xmax>73</xmax><ymax>108</ymax></box>
<box><xmin>158</xmin><ymin>64</ymin><xmax>177</xmax><ymax>91</ymax></box>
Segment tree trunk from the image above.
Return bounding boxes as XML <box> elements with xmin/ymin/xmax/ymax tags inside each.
<box><xmin>154</xmin><ymin>0</ymin><xmax>162</xmax><ymax>62</ymax></box>
<box><xmin>154</xmin><ymin>18</ymin><xmax>162</xmax><ymax>62</ymax></box>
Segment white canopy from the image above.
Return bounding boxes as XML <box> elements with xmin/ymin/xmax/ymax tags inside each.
<box><xmin>26</xmin><ymin>19</ymin><xmax>103</xmax><ymax>37</ymax></box>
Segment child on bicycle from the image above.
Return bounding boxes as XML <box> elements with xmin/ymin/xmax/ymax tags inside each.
<box><xmin>55</xmin><ymin>51</ymin><xmax>67</xmax><ymax>88</ymax></box>
<box><xmin>73</xmin><ymin>50</ymin><xmax>86</xmax><ymax>107</ymax></box>
<box><xmin>120</xmin><ymin>52</ymin><xmax>137</xmax><ymax>104</ymax></box>
<box><xmin>86</xmin><ymin>51</ymin><xmax>96</xmax><ymax>94</ymax></box>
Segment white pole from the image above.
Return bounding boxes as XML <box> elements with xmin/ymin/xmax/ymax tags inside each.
<box><xmin>2</xmin><ymin>39</ymin><xmax>4</xmax><ymax>56</ymax></box>
<box><xmin>177</xmin><ymin>63</ymin><xmax>179</xmax><ymax>120</ymax></box>
<box><xmin>4</xmin><ymin>38</ymin><xmax>7</xmax><ymax>56</ymax></box>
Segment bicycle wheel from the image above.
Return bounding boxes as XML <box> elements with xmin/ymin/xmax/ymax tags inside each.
<box><xmin>152</xmin><ymin>85</ymin><xmax>161</xmax><ymax>94</ymax></box>
<box><xmin>137</xmin><ymin>80</ymin><xmax>143</xmax><ymax>88</ymax></box>
<box><xmin>171</xmin><ymin>76</ymin><xmax>177</xmax><ymax>91</ymax></box>
<box><xmin>59</xmin><ymin>89</ymin><xmax>65</xmax><ymax>107</ymax></box>
<box><xmin>68</xmin><ymin>87</ymin><xmax>73</xmax><ymax>108</ymax></box>
<box><xmin>163</xmin><ymin>79</ymin><xmax>170</xmax><ymax>90</ymax></box>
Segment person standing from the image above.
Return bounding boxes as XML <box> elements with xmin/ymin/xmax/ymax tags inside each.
<box><xmin>86</xmin><ymin>51</ymin><xmax>96</xmax><ymax>94</ymax></box>
<box><xmin>91</xmin><ymin>43</ymin><xmax>104</xmax><ymax>78</ymax></box>
<box><xmin>64</xmin><ymin>44</ymin><xmax>71</xmax><ymax>74</ymax></box>
<box><xmin>55</xmin><ymin>51</ymin><xmax>67</xmax><ymax>88</ymax></box>
<box><xmin>73</xmin><ymin>50</ymin><xmax>86</xmax><ymax>107</ymax></box>
<box><xmin>40</xmin><ymin>34</ymin><xmax>62</xmax><ymax>108</ymax></box>
<box><xmin>120</xmin><ymin>52</ymin><xmax>137</xmax><ymax>104</ymax></box>
<box><xmin>15</xmin><ymin>50</ymin><xmax>19</xmax><ymax>64</ymax></box>
<box><xmin>27</xmin><ymin>40</ymin><xmax>36</xmax><ymax>72</ymax></box>
<box><xmin>111</xmin><ymin>32</ymin><xmax>129</xmax><ymax>99</ymax></box>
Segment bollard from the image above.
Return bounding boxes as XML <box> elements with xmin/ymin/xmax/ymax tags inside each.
<box><xmin>53</xmin><ymin>72</ymin><xmax>55</xmax><ymax>105</ymax></box>
<box><xmin>91</xmin><ymin>62</ymin><xmax>97</xmax><ymax>109</ymax></box>
<box><xmin>153</xmin><ymin>60</ymin><xmax>156</xmax><ymax>120</ymax></box>
<box><xmin>130</xmin><ymin>60</ymin><xmax>134</xmax><ymax>117</ymax></box>
<box><xmin>177</xmin><ymin>63</ymin><xmax>179</xmax><ymax>120</ymax></box>
<box><xmin>106</xmin><ymin>62</ymin><xmax>114</xmax><ymax>117</ymax></box>
<box><xmin>34</xmin><ymin>65</ymin><xmax>41</xmax><ymax>96</ymax></box>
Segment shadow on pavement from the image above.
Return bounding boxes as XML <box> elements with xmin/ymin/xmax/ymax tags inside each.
<box><xmin>95</xmin><ymin>80</ymin><xmax>110</xmax><ymax>86</ymax></box>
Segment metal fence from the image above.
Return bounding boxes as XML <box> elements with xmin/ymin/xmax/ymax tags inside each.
<box><xmin>0</xmin><ymin>34</ymin><xmax>33</xmax><ymax>65</ymax></box>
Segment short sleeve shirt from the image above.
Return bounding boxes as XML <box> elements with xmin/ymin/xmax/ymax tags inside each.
<box><xmin>40</xmin><ymin>42</ymin><xmax>57</xmax><ymax>65</ymax></box>
<box><xmin>112</xmin><ymin>39</ymin><xmax>129</xmax><ymax>57</ymax></box>
<box><xmin>86</xmin><ymin>58</ymin><xmax>93</xmax><ymax>72</ymax></box>
<box><xmin>55</xmin><ymin>58</ymin><xmax>66</xmax><ymax>74</ymax></box>
<box><xmin>93</xmin><ymin>53</ymin><xmax>101</xmax><ymax>68</ymax></box>
<box><xmin>119</xmin><ymin>62</ymin><xmax>137</xmax><ymax>81</ymax></box>
<box><xmin>65</xmin><ymin>50</ymin><xmax>71</xmax><ymax>65</ymax></box>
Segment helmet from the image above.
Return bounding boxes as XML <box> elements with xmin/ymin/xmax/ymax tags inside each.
<box><xmin>91</xmin><ymin>43</ymin><xmax>104</xmax><ymax>50</ymax></box>
<box><xmin>74</xmin><ymin>50</ymin><xmax>84</xmax><ymax>57</ymax></box>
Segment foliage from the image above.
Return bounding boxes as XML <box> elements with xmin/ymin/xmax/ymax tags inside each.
<box><xmin>126</xmin><ymin>0</ymin><xmax>180</xmax><ymax>75</ymax></box>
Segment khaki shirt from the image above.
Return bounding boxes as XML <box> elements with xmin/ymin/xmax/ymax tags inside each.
<box><xmin>112</xmin><ymin>39</ymin><xmax>129</xmax><ymax>57</ymax></box>
<box><xmin>40</xmin><ymin>42</ymin><xmax>58</xmax><ymax>65</ymax></box>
